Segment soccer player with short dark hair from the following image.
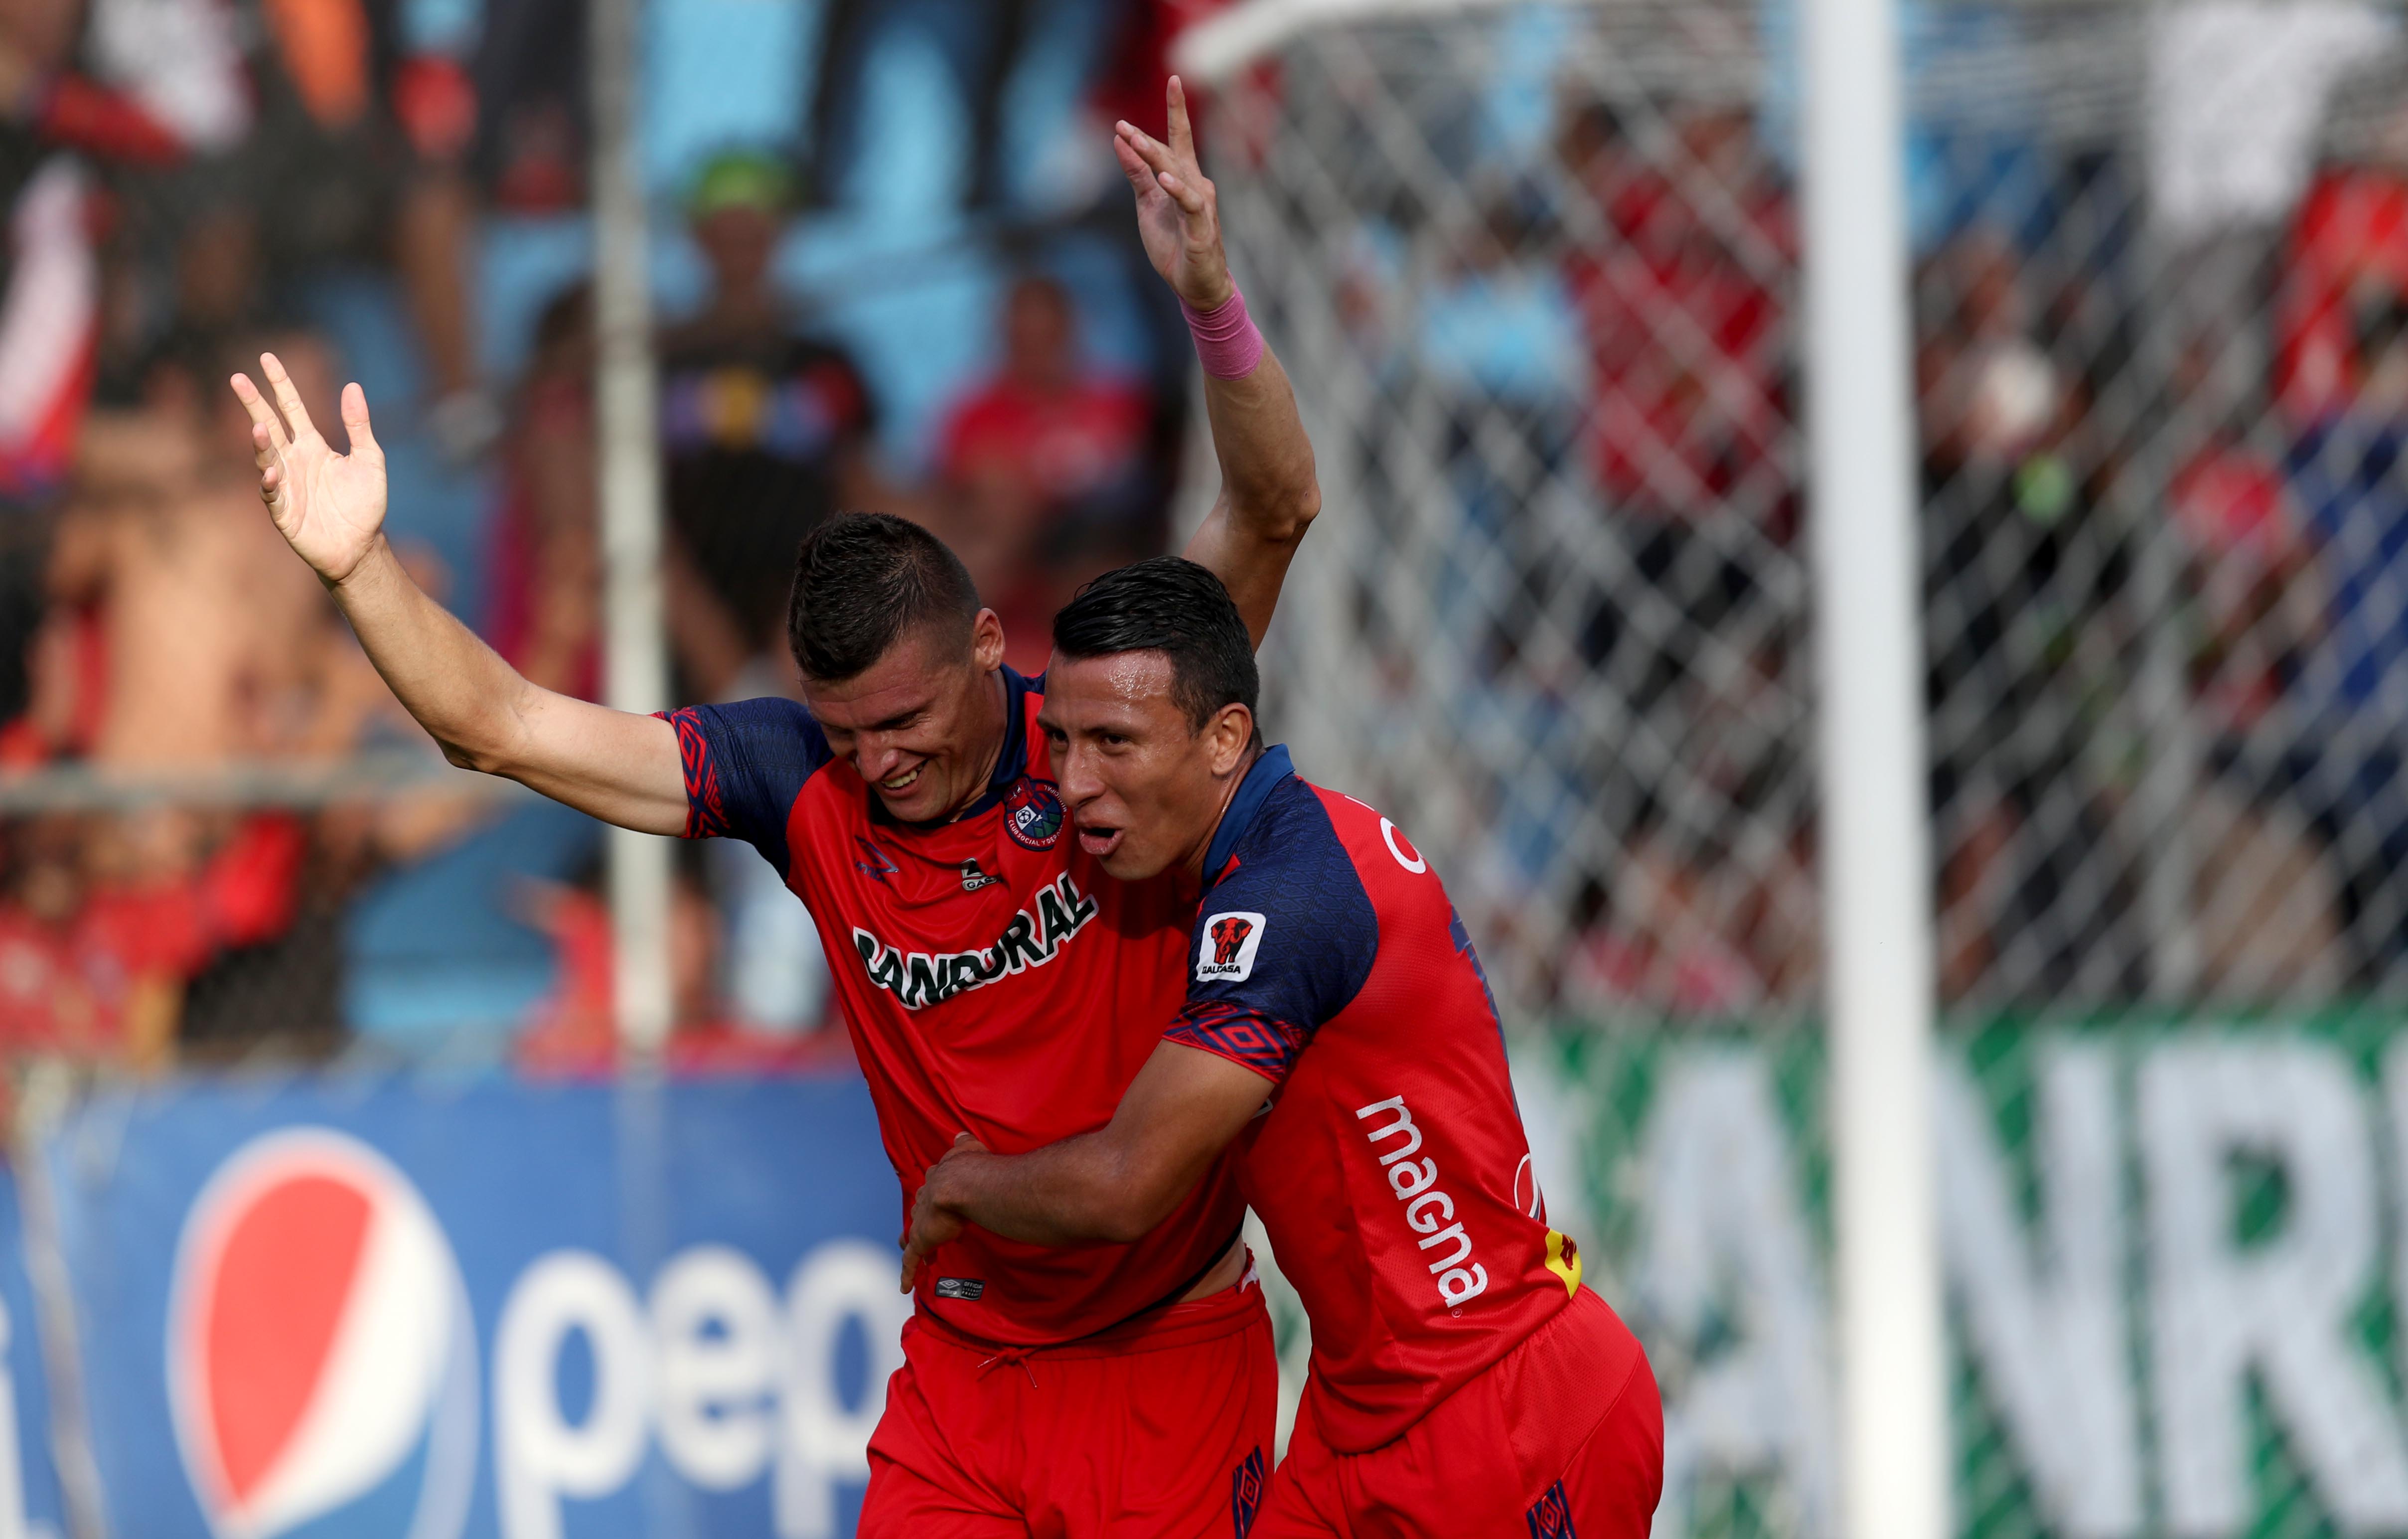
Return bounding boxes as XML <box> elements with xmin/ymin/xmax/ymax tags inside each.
<box><xmin>903</xmin><ymin>559</ymin><xmax>1664</xmax><ymax>1538</ymax></box>
<box><xmin>233</xmin><ymin>80</ymin><xmax>1319</xmax><ymax>1537</ymax></box>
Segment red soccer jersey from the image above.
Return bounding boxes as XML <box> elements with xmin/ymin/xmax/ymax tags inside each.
<box><xmin>1162</xmin><ymin>746</ymin><xmax>1624</xmax><ymax>1452</ymax></box>
<box><xmin>665</xmin><ymin>668</ymin><xmax>1244</xmax><ymax>1345</ymax></box>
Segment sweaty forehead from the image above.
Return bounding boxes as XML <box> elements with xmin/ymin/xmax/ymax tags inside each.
<box><xmin>1043</xmin><ymin>651</ymin><xmax>1180</xmax><ymax>721</ymax></box>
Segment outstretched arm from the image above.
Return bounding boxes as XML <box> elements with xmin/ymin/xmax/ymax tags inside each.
<box><xmin>1123</xmin><ymin>77</ymin><xmax>1321</xmax><ymax>648</ymax></box>
<box><xmin>900</xmin><ymin>1042</ymin><xmax>1269</xmax><ymax>1288</ymax></box>
<box><xmin>230</xmin><ymin>356</ymin><xmax>687</xmax><ymax>834</ymax></box>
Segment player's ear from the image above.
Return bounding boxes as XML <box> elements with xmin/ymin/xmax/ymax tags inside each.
<box><xmin>1205</xmin><ymin>703</ymin><xmax>1254</xmax><ymax>775</ymax></box>
<box><xmin>968</xmin><ymin>608</ymin><xmax>1007</xmax><ymax>672</ymax></box>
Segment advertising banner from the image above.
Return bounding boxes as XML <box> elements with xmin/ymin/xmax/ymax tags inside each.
<box><xmin>0</xmin><ymin>1176</ymin><xmax>65</xmax><ymax>1539</ymax></box>
<box><xmin>38</xmin><ymin>1076</ymin><xmax>908</xmax><ymax>1539</ymax></box>
<box><xmin>21</xmin><ymin>1022</ymin><xmax>2408</xmax><ymax>1539</ymax></box>
<box><xmin>1510</xmin><ymin>1018</ymin><xmax>2408</xmax><ymax>1539</ymax></box>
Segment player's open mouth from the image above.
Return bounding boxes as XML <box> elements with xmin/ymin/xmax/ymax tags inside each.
<box><xmin>880</xmin><ymin>764</ymin><xmax>926</xmax><ymax>792</ymax></box>
<box><xmin>1078</xmin><ymin>826</ymin><xmax>1123</xmax><ymax>858</ymax></box>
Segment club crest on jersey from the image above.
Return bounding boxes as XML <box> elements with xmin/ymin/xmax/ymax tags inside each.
<box><xmin>852</xmin><ymin>873</ymin><xmax>1099</xmax><ymax>1010</ymax></box>
<box><xmin>1004</xmin><ymin>777</ymin><xmax>1065</xmax><ymax>851</ymax></box>
<box><xmin>1197</xmin><ymin>911</ymin><xmax>1267</xmax><ymax>983</ymax></box>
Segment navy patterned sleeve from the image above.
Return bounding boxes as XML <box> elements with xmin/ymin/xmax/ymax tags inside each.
<box><xmin>657</xmin><ymin>699</ymin><xmax>833</xmax><ymax>879</ymax></box>
<box><xmin>1165</xmin><ymin>795</ymin><xmax>1380</xmax><ymax>1086</ymax></box>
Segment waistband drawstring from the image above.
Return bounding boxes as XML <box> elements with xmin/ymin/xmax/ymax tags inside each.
<box><xmin>977</xmin><ymin>1346</ymin><xmax>1039</xmax><ymax>1388</ymax></box>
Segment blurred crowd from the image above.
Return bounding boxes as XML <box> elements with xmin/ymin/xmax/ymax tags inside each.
<box><xmin>1270</xmin><ymin>1</ymin><xmax>2408</xmax><ymax>1021</ymax></box>
<box><xmin>0</xmin><ymin>0</ymin><xmax>1228</xmax><ymax>1070</ymax></box>
<box><xmin>6</xmin><ymin>0</ymin><xmax>2408</xmax><ymax>1060</ymax></box>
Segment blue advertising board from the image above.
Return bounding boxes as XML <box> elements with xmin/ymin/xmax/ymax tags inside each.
<box><xmin>38</xmin><ymin>1074</ymin><xmax>906</xmax><ymax>1539</ymax></box>
<box><xmin>0</xmin><ymin>1175</ymin><xmax>65</xmax><ymax>1539</ymax></box>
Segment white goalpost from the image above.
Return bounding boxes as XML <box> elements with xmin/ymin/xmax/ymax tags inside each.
<box><xmin>1184</xmin><ymin>2</ymin><xmax>1948</xmax><ymax>1535</ymax></box>
<box><xmin>1794</xmin><ymin>0</ymin><xmax>1949</xmax><ymax>1533</ymax></box>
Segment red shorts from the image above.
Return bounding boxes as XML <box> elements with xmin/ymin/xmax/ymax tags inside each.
<box><xmin>1255</xmin><ymin>1289</ymin><xmax>1662</xmax><ymax>1539</ymax></box>
<box><xmin>861</xmin><ymin>1268</ymin><xmax>1279</xmax><ymax>1538</ymax></box>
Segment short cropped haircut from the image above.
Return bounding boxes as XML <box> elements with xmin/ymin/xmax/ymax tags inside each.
<box><xmin>1052</xmin><ymin>558</ymin><xmax>1259</xmax><ymax>729</ymax></box>
<box><xmin>787</xmin><ymin>513</ymin><xmax>981</xmax><ymax>682</ymax></box>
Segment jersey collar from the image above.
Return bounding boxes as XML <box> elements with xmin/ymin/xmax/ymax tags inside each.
<box><xmin>1203</xmin><ymin>743</ymin><xmax>1294</xmax><ymax>887</ymax></box>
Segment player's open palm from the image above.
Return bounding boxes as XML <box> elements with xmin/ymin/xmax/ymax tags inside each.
<box><xmin>229</xmin><ymin>353</ymin><xmax>389</xmax><ymax>587</ymax></box>
<box><xmin>1116</xmin><ymin>75</ymin><xmax>1233</xmax><ymax>312</ymax></box>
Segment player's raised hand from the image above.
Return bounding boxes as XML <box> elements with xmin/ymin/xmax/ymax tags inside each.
<box><xmin>900</xmin><ymin>1133</ymin><xmax>988</xmax><ymax>1293</ymax></box>
<box><xmin>229</xmin><ymin>355</ymin><xmax>389</xmax><ymax>587</ymax></box>
<box><xmin>1116</xmin><ymin>76</ymin><xmax>1233</xmax><ymax>311</ymax></box>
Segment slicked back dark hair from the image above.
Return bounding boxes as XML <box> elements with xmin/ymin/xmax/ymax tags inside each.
<box><xmin>787</xmin><ymin>513</ymin><xmax>981</xmax><ymax>682</ymax></box>
<box><xmin>1052</xmin><ymin>558</ymin><xmax>1258</xmax><ymax>729</ymax></box>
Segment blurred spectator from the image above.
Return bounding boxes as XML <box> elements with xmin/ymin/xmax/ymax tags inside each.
<box><xmin>2276</xmin><ymin>154</ymin><xmax>2408</xmax><ymax>423</ymax></box>
<box><xmin>0</xmin><ymin>0</ymin><xmax>1234</xmax><ymax>1066</ymax></box>
<box><xmin>2173</xmin><ymin>436</ymin><xmax>2322</xmax><ymax>741</ymax></box>
<box><xmin>2288</xmin><ymin>282</ymin><xmax>2408</xmax><ymax>969</ymax></box>
<box><xmin>486</xmin><ymin>285</ymin><xmax>601</xmax><ymax>700</ymax></box>
<box><xmin>934</xmin><ymin>273</ymin><xmax>1151</xmax><ymax>673</ymax></box>
<box><xmin>0</xmin><ymin>332</ymin><xmax>368</xmax><ymax>1061</ymax></box>
<box><xmin>1556</xmin><ymin>95</ymin><xmax>1793</xmax><ymax>721</ymax></box>
<box><xmin>659</xmin><ymin>151</ymin><xmax>879</xmax><ymax>697</ymax></box>
<box><xmin>1423</xmin><ymin>190</ymin><xmax>1588</xmax><ymax>493</ymax></box>
<box><xmin>2164</xmin><ymin>331</ymin><xmax>2351</xmax><ymax>997</ymax></box>
<box><xmin>1417</xmin><ymin>190</ymin><xmax>1588</xmax><ymax>671</ymax></box>
<box><xmin>2164</xmin><ymin>327</ymin><xmax>2327</xmax><ymax>745</ymax></box>
<box><xmin>808</xmin><ymin>0</ymin><xmax>1040</xmax><ymax>210</ymax></box>
<box><xmin>653</xmin><ymin>151</ymin><xmax>876</xmax><ymax>1036</ymax></box>
<box><xmin>0</xmin><ymin>807</ymin><xmax>305</xmax><ymax>1066</ymax></box>
<box><xmin>1919</xmin><ymin>227</ymin><xmax>2140</xmax><ymax>1003</ymax></box>
<box><xmin>1559</xmin><ymin>99</ymin><xmax>1791</xmax><ymax>531</ymax></box>
<box><xmin>0</xmin><ymin>159</ymin><xmax>98</xmax><ymax>499</ymax></box>
<box><xmin>2297</xmin><ymin>299</ymin><xmax>2408</xmax><ymax>704</ymax></box>
<box><xmin>48</xmin><ymin>334</ymin><xmax>338</xmax><ymax>770</ymax></box>
<box><xmin>92</xmin><ymin>0</ymin><xmax>488</xmax><ymax>452</ymax></box>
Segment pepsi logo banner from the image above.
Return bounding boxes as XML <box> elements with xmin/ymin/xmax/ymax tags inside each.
<box><xmin>40</xmin><ymin>1076</ymin><xmax>907</xmax><ymax>1539</ymax></box>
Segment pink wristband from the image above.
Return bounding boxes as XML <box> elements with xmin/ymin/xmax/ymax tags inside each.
<box><xmin>1180</xmin><ymin>287</ymin><xmax>1265</xmax><ymax>380</ymax></box>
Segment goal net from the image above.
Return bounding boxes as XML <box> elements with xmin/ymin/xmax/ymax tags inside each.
<box><xmin>1201</xmin><ymin>1</ymin><xmax>2408</xmax><ymax>1534</ymax></box>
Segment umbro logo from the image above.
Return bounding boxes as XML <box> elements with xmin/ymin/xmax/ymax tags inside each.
<box><xmin>855</xmin><ymin>836</ymin><xmax>899</xmax><ymax>884</ymax></box>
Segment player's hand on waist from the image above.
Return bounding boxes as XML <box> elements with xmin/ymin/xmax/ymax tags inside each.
<box><xmin>1116</xmin><ymin>76</ymin><xmax>1233</xmax><ymax>312</ymax></box>
<box><xmin>229</xmin><ymin>354</ymin><xmax>389</xmax><ymax>588</ymax></box>
<box><xmin>900</xmin><ymin>1133</ymin><xmax>990</xmax><ymax>1294</ymax></box>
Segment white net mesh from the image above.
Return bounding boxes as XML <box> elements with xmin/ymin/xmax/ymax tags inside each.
<box><xmin>1225</xmin><ymin>0</ymin><xmax>2408</xmax><ymax>1023</ymax></box>
<box><xmin>1212</xmin><ymin>3</ymin><xmax>2408</xmax><ymax>1535</ymax></box>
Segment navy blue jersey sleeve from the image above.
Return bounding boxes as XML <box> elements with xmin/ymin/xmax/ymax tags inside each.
<box><xmin>658</xmin><ymin>699</ymin><xmax>832</xmax><ymax>879</ymax></box>
<box><xmin>1166</xmin><ymin>791</ymin><xmax>1378</xmax><ymax>1086</ymax></box>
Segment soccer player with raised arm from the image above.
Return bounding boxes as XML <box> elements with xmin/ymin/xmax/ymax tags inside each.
<box><xmin>232</xmin><ymin>81</ymin><xmax>1319</xmax><ymax>1537</ymax></box>
<box><xmin>902</xmin><ymin>561</ymin><xmax>1664</xmax><ymax>1538</ymax></box>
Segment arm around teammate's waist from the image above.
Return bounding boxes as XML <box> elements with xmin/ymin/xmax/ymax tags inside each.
<box><xmin>919</xmin><ymin>1041</ymin><xmax>1272</xmax><ymax>1249</ymax></box>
